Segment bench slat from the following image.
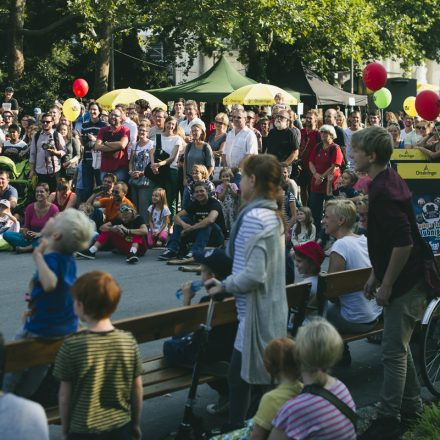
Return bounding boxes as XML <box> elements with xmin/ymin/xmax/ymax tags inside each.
<box><xmin>318</xmin><ymin>267</ymin><xmax>372</xmax><ymax>300</ymax></box>
<box><xmin>142</xmin><ymin>373</ymin><xmax>215</xmax><ymax>400</ymax></box>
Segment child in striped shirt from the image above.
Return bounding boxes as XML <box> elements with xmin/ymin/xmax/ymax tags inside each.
<box><xmin>54</xmin><ymin>272</ymin><xmax>143</xmax><ymax>440</ymax></box>
<box><xmin>269</xmin><ymin>319</ymin><xmax>356</xmax><ymax>440</ymax></box>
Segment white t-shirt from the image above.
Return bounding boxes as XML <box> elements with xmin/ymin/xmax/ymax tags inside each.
<box><xmin>400</xmin><ymin>128</ymin><xmax>414</xmax><ymax>142</ymax></box>
<box><xmin>331</xmin><ymin>235</ymin><xmax>382</xmax><ymax>323</ymax></box>
<box><xmin>344</xmin><ymin>127</ymin><xmax>362</xmax><ymax>167</ymax></box>
<box><xmin>179</xmin><ymin>117</ymin><xmax>206</xmax><ymax>135</ymax></box>
<box><xmin>123</xmin><ymin>118</ymin><xmax>138</xmax><ymax>152</ymax></box>
<box><xmin>160</xmin><ymin>135</ymin><xmax>184</xmax><ymax>169</ymax></box>
<box><xmin>404</xmin><ymin>130</ymin><xmax>422</xmax><ymax>147</ymax></box>
<box><xmin>147</xmin><ymin>205</ymin><xmax>171</xmax><ymax>232</ymax></box>
<box><xmin>223</xmin><ymin>126</ymin><xmax>258</xmax><ymax>168</ymax></box>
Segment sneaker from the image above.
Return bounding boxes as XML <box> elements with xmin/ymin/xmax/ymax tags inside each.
<box><xmin>180</xmin><ymin>251</ymin><xmax>194</xmax><ymax>263</ymax></box>
<box><xmin>359</xmin><ymin>416</ymin><xmax>401</xmax><ymax>440</ymax></box>
<box><xmin>158</xmin><ymin>250</ymin><xmax>178</xmax><ymax>261</ymax></box>
<box><xmin>76</xmin><ymin>249</ymin><xmax>96</xmax><ymax>260</ymax></box>
<box><xmin>126</xmin><ymin>252</ymin><xmax>139</xmax><ymax>264</ymax></box>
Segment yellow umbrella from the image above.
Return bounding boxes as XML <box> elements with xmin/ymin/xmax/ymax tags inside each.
<box><xmin>96</xmin><ymin>88</ymin><xmax>167</xmax><ymax>111</ymax></box>
<box><xmin>223</xmin><ymin>83</ymin><xmax>298</xmax><ymax>105</ymax></box>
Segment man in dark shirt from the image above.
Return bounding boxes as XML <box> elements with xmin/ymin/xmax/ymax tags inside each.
<box><xmin>159</xmin><ymin>182</ymin><xmax>225</xmax><ymax>261</ymax></box>
<box><xmin>265</xmin><ymin>109</ymin><xmax>299</xmax><ymax>165</ymax></box>
<box><xmin>80</xmin><ymin>102</ymin><xmax>109</xmax><ymax>199</ymax></box>
<box><xmin>351</xmin><ymin>126</ymin><xmax>436</xmax><ymax>440</ymax></box>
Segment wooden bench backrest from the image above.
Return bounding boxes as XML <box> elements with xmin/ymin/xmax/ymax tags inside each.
<box><xmin>318</xmin><ymin>254</ymin><xmax>440</xmax><ymax>302</ymax></box>
<box><xmin>3</xmin><ymin>281</ymin><xmax>311</xmax><ymax>373</ymax></box>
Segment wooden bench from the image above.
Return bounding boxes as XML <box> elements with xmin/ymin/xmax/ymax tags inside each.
<box><xmin>3</xmin><ymin>281</ymin><xmax>311</xmax><ymax>424</ymax></box>
<box><xmin>317</xmin><ymin>254</ymin><xmax>440</xmax><ymax>343</ymax></box>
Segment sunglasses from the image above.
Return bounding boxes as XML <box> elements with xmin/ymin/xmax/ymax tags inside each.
<box><xmin>274</xmin><ymin>115</ymin><xmax>288</xmax><ymax>120</ymax></box>
<box><xmin>3</xmin><ymin>115</ymin><xmax>12</xmax><ymax>118</ymax></box>
<box><xmin>416</xmin><ymin>126</ymin><xmax>427</xmax><ymax>130</ymax></box>
<box><xmin>215</xmin><ymin>120</ymin><xmax>225</xmax><ymax>124</ymax></box>
<box><xmin>42</xmin><ymin>120</ymin><xmax>52</xmax><ymax>124</ymax></box>
<box><xmin>120</xmin><ymin>206</ymin><xmax>133</xmax><ymax>213</ymax></box>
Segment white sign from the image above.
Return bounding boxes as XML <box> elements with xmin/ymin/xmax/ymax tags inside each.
<box><xmin>348</xmin><ymin>97</ymin><xmax>355</xmax><ymax>106</ymax></box>
<box><xmin>297</xmin><ymin>102</ymin><xmax>304</xmax><ymax>115</ymax></box>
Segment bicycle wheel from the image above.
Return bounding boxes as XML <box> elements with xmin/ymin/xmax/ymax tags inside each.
<box><xmin>420</xmin><ymin>298</ymin><xmax>440</xmax><ymax>397</ymax></box>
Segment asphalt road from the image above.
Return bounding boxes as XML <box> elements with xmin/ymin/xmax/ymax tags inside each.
<box><xmin>0</xmin><ymin>249</ymin><xmax>434</xmax><ymax>439</ymax></box>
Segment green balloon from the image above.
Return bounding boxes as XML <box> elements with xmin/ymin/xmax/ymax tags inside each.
<box><xmin>373</xmin><ymin>87</ymin><xmax>392</xmax><ymax>109</ymax></box>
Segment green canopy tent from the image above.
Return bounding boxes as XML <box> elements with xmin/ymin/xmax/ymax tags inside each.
<box><xmin>149</xmin><ymin>56</ymin><xmax>258</xmax><ymax>102</ymax></box>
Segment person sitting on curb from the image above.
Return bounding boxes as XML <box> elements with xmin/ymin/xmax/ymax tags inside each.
<box><xmin>76</xmin><ymin>203</ymin><xmax>147</xmax><ymax>264</ymax></box>
<box><xmin>159</xmin><ymin>182</ymin><xmax>226</xmax><ymax>261</ymax></box>
<box><xmin>92</xmin><ymin>181</ymin><xmax>134</xmax><ymax>222</ymax></box>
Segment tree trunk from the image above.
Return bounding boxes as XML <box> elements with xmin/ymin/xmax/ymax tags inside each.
<box><xmin>246</xmin><ymin>36</ymin><xmax>268</xmax><ymax>83</ymax></box>
<box><xmin>8</xmin><ymin>0</ymin><xmax>26</xmax><ymax>80</ymax></box>
<box><xmin>93</xmin><ymin>23</ymin><xmax>112</xmax><ymax>97</ymax></box>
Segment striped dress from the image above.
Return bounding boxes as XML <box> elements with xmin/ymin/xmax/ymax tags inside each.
<box><xmin>232</xmin><ymin>208</ymin><xmax>279</xmax><ymax>352</ymax></box>
<box><xmin>272</xmin><ymin>379</ymin><xmax>356</xmax><ymax>439</ymax></box>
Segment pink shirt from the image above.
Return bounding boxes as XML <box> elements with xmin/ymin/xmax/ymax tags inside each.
<box><xmin>273</xmin><ymin>379</ymin><xmax>356</xmax><ymax>439</ymax></box>
<box><xmin>24</xmin><ymin>203</ymin><xmax>59</xmax><ymax>232</ymax></box>
<box><xmin>354</xmin><ymin>175</ymin><xmax>372</xmax><ymax>195</ymax></box>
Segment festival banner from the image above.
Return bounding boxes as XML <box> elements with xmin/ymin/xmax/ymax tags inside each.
<box><xmin>396</xmin><ymin>163</ymin><xmax>440</xmax><ymax>253</ymax></box>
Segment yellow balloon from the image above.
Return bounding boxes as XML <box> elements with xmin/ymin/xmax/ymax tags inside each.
<box><xmin>403</xmin><ymin>96</ymin><xmax>418</xmax><ymax>117</ymax></box>
<box><xmin>62</xmin><ymin>98</ymin><xmax>81</xmax><ymax>122</ymax></box>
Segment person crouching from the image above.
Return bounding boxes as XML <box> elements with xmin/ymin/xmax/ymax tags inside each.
<box><xmin>76</xmin><ymin>203</ymin><xmax>148</xmax><ymax>264</ymax></box>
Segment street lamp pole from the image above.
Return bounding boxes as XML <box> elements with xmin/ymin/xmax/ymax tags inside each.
<box><xmin>110</xmin><ymin>32</ymin><xmax>115</xmax><ymax>91</ymax></box>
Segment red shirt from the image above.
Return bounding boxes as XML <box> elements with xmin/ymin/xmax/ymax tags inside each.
<box><xmin>309</xmin><ymin>143</ymin><xmax>343</xmax><ymax>193</ymax></box>
<box><xmin>299</xmin><ymin>128</ymin><xmax>320</xmax><ymax>169</ymax></box>
<box><xmin>97</xmin><ymin>125</ymin><xmax>130</xmax><ymax>172</ymax></box>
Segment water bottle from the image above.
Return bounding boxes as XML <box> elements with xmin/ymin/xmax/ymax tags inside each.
<box><xmin>175</xmin><ymin>280</ymin><xmax>204</xmax><ymax>300</ymax></box>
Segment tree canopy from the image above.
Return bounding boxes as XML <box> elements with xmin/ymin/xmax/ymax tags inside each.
<box><xmin>0</xmin><ymin>0</ymin><xmax>439</xmax><ymax>111</ymax></box>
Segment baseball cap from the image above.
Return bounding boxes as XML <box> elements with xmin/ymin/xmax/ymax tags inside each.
<box><xmin>0</xmin><ymin>199</ymin><xmax>11</xmax><ymax>209</ymax></box>
<box><xmin>193</xmin><ymin>249</ymin><xmax>232</xmax><ymax>281</ymax></box>
<box><xmin>293</xmin><ymin>241</ymin><xmax>325</xmax><ymax>269</ymax></box>
<box><xmin>33</xmin><ymin>107</ymin><xmax>42</xmax><ymax>115</ymax></box>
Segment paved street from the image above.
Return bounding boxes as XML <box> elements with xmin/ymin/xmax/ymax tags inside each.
<box><xmin>0</xmin><ymin>250</ymin><xmax>434</xmax><ymax>439</ymax></box>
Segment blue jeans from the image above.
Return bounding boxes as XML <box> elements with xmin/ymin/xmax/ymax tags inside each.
<box><xmin>101</xmin><ymin>168</ymin><xmax>128</xmax><ymax>183</ymax></box>
<box><xmin>167</xmin><ymin>215</ymin><xmax>224</xmax><ymax>254</ymax></box>
<box><xmin>3</xmin><ymin>231</ymin><xmax>40</xmax><ymax>248</ymax></box>
<box><xmin>81</xmin><ymin>161</ymin><xmax>102</xmax><ymax>202</ymax></box>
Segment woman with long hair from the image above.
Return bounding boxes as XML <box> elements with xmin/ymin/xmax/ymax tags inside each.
<box><xmin>3</xmin><ymin>183</ymin><xmax>59</xmax><ymax>253</ymax></box>
<box><xmin>207</xmin><ymin>154</ymin><xmax>288</xmax><ymax>430</ymax></box>
<box><xmin>48</xmin><ymin>178</ymin><xmax>77</xmax><ymax>212</ymax></box>
<box><xmin>58</xmin><ymin>123</ymin><xmax>81</xmax><ymax>181</ymax></box>
<box><xmin>150</xmin><ymin>116</ymin><xmax>184</xmax><ymax>217</ymax></box>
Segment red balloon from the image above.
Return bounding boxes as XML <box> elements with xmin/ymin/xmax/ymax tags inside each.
<box><xmin>415</xmin><ymin>90</ymin><xmax>440</xmax><ymax>121</ymax></box>
<box><xmin>362</xmin><ymin>63</ymin><xmax>387</xmax><ymax>92</ymax></box>
<box><xmin>72</xmin><ymin>78</ymin><xmax>89</xmax><ymax>98</ymax></box>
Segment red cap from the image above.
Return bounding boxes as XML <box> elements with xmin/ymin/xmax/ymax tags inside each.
<box><xmin>293</xmin><ymin>241</ymin><xmax>325</xmax><ymax>268</ymax></box>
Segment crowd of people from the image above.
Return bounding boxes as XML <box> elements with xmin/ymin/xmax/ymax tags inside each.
<box><xmin>0</xmin><ymin>85</ymin><xmax>439</xmax><ymax>440</ymax></box>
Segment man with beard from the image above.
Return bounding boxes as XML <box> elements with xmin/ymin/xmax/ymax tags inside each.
<box><xmin>265</xmin><ymin>109</ymin><xmax>299</xmax><ymax>165</ymax></box>
<box><xmin>94</xmin><ymin>109</ymin><xmax>130</xmax><ymax>182</ymax></box>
